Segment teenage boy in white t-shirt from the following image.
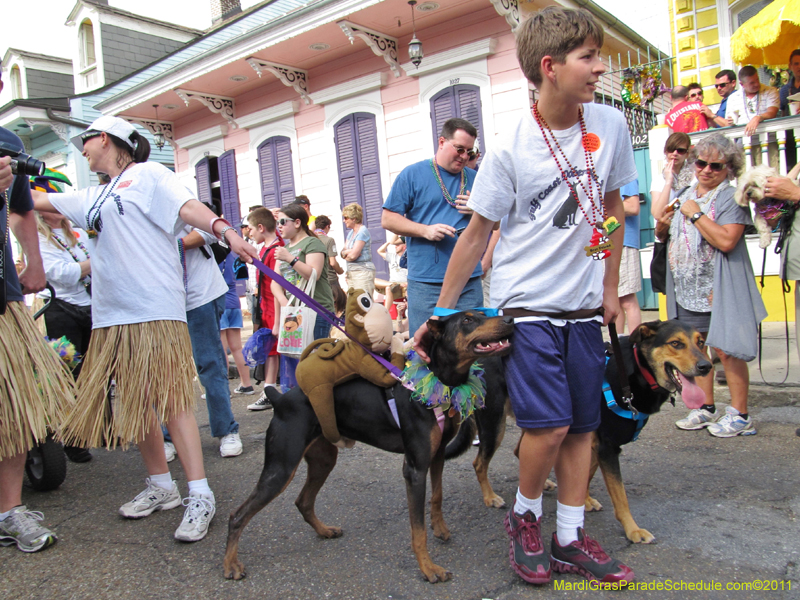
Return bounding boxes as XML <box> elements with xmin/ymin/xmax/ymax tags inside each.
<box><xmin>414</xmin><ymin>7</ymin><xmax>637</xmax><ymax>587</ymax></box>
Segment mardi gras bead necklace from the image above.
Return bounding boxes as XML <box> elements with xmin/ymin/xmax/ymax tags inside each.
<box><xmin>403</xmin><ymin>350</ymin><xmax>486</xmax><ymax>419</ymax></box>
<box><xmin>533</xmin><ymin>102</ymin><xmax>619</xmax><ymax>260</ymax></box>
<box><xmin>50</xmin><ymin>230</ymin><xmax>92</xmax><ymax>294</ymax></box>
<box><xmin>430</xmin><ymin>158</ymin><xmax>466</xmax><ymax>208</ymax></box>
<box><xmin>85</xmin><ymin>162</ymin><xmax>133</xmax><ymax>235</ymax></box>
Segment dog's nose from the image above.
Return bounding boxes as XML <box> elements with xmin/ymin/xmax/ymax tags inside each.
<box><xmin>502</xmin><ymin>316</ymin><xmax>514</xmax><ymax>326</ymax></box>
<box><xmin>697</xmin><ymin>359</ymin><xmax>712</xmax><ymax>376</ymax></box>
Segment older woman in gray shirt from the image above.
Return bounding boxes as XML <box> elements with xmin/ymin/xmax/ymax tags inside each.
<box><xmin>656</xmin><ymin>133</ymin><xmax>766</xmax><ymax>438</ymax></box>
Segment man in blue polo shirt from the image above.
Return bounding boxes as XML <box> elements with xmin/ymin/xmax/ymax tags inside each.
<box><xmin>382</xmin><ymin>118</ymin><xmax>483</xmax><ymax>331</ymax></box>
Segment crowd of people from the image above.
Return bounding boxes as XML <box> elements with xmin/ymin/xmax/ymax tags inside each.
<box><xmin>2</xmin><ymin>8</ymin><xmax>800</xmax><ymax>593</ymax></box>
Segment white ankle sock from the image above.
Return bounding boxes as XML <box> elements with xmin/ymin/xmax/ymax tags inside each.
<box><xmin>514</xmin><ymin>489</ymin><xmax>542</xmax><ymax>519</ymax></box>
<box><xmin>149</xmin><ymin>472</ymin><xmax>173</xmax><ymax>490</ymax></box>
<box><xmin>556</xmin><ymin>501</ymin><xmax>584</xmax><ymax>546</ymax></box>
<box><xmin>188</xmin><ymin>478</ymin><xmax>213</xmax><ymax>497</ymax></box>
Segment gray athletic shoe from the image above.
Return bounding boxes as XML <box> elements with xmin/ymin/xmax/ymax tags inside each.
<box><xmin>119</xmin><ymin>479</ymin><xmax>181</xmax><ymax>519</ymax></box>
<box><xmin>0</xmin><ymin>506</ymin><xmax>57</xmax><ymax>552</ymax></box>
<box><xmin>174</xmin><ymin>492</ymin><xmax>216</xmax><ymax>542</ymax></box>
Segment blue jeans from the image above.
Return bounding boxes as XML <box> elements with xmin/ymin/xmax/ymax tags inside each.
<box><xmin>406</xmin><ymin>276</ymin><xmax>484</xmax><ymax>333</ymax></box>
<box><xmin>164</xmin><ymin>294</ymin><xmax>238</xmax><ymax>440</ymax></box>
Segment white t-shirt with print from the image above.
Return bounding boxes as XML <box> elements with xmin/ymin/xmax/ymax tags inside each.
<box><xmin>468</xmin><ymin>103</ymin><xmax>637</xmax><ymax>313</ymax></box>
<box><xmin>50</xmin><ymin>161</ymin><xmax>195</xmax><ymax>328</ymax></box>
<box><xmin>725</xmin><ymin>84</ymin><xmax>780</xmax><ymax>124</ymax></box>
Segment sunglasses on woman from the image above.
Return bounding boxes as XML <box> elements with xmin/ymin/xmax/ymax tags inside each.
<box><xmin>277</xmin><ymin>218</ymin><xmax>296</xmax><ymax>226</ymax></box>
<box><xmin>695</xmin><ymin>159</ymin><xmax>726</xmax><ymax>172</ymax></box>
<box><xmin>669</xmin><ymin>147</ymin><xmax>689</xmax><ymax>155</ymax></box>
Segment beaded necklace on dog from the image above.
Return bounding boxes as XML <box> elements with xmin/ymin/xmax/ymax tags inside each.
<box><xmin>533</xmin><ymin>102</ymin><xmax>620</xmax><ymax>260</ymax></box>
<box><xmin>429</xmin><ymin>159</ymin><xmax>465</xmax><ymax>208</ymax></box>
<box><xmin>403</xmin><ymin>350</ymin><xmax>486</xmax><ymax>419</ymax></box>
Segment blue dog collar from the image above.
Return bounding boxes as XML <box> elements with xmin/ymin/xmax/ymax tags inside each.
<box><xmin>602</xmin><ymin>356</ymin><xmax>648</xmax><ymax>441</ymax></box>
<box><xmin>432</xmin><ymin>307</ymin><xmax>500</xmax><ymax>317</ymax></box>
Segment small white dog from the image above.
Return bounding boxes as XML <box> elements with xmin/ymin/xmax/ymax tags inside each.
<box><xmin>735</xmin><ymin>164</ymin><xmax>800</xmax><ymax>248</ymax></box>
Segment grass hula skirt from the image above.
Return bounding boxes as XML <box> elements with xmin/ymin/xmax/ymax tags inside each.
<box><xmin>60</xmin><ymin>320</ymin><xmax>196</xmax><ymax>450</ymax></box>
<box><xmin>0</xmin><ymin>301</ymin><xmax>75</xmax><ymax>459</ymax></box>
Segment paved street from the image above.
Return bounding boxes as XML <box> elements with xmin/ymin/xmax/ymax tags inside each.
<box><xmin>3</xmin><ymin>315</ymin><xmax>800</xmax><ymax>600</ymax></box>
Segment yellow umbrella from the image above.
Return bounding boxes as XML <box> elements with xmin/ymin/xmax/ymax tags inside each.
<box><xmin>730</xmin><ymin>0</ymin><xmax>800</xmax><ymax>67</ymax></box>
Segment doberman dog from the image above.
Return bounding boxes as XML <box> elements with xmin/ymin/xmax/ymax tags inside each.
<box><xmin>223</xmin><ymin>310</ymin><xmax>514</xmax><ymax>583</ymax></box>
<box><xmin>447</xmin><ymin>320</ymin><xmax>711</xmax><ymax>544</ymax></box>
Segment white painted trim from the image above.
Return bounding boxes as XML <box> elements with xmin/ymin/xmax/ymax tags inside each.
<box><xmin>0</xmin><ymin>106</ymin><xmax>50</xmax><ymax>128</ymax></box>
<box><xmin>96</xmin><ymin>0</ymin><xmax>386</xmax><ymax>115</ymax></box>
<box><xmin>100</xmin><ymin>11</ymin><xmax>198</xmax><ymax>42</ymax></box>
<box><xmin>400</xmin><ymin>38</ymin><xmax>497</xmax><ymax>77</ymax></box>
<box><xmin>246</xmin><ymin>116</ymin><xmax>302</xmax><ymax>205</ymax></box>
<box><xmin>309</xmin><ymin>72</ymin><xmax>388</xmax><ymax>105</ymax></box>
<box><xmin>187</xmin><ymin>144</ymin><xmax>227</xmax><ymax>174</ymax></box>
<box><xmin>416</xmin><ymin>60</ymin><xmax>496</xmax><ymax>155</ymax></box>
<box><xmin>236</xmin><ymin>100</ymin><xmax>301</xmax><ymax>129</ymax></box>
<box><xmin>5</xmin><ymin>51</ymin><xmax>73</xmax><ymax>76</ymax></box>
<box><xmin>175</xmin><ymin>125</ymin><xmax>227</xmax><ymax>150</ymax></box>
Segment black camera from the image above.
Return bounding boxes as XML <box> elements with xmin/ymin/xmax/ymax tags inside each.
<box><xmin>0</xmin><ymin>141</ymin><xmax>45</xmax><ymax>177</ymax></box>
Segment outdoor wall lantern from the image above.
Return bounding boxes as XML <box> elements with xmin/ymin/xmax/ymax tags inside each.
<box><xmin>408</xmin><ymin>0</ymin><xmax>424</xmax><ymax>68</ymax></box>
<box><xmin>152</xmin><ymin>104</ymin><xmax>166</xmax><ymax>151</ymax></box>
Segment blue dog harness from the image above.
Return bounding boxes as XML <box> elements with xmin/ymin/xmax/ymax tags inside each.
<box><xmin>602</xmin><ymin>355</ymin><xmax>649</xmax><ymax>442</ymax></box>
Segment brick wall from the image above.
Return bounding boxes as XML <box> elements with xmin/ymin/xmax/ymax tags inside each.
<box><xmin>211</xmin><ymin>0</ymin><xmax>242</xmax><ymax>24</ymax></box>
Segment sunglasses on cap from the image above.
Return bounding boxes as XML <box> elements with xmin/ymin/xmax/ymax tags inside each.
<box><xmin>446</xmin><ymin>139</ymin><xmax>478</xmax><ymax>160</ymax></box>
<box><xmin>80</xmin><ymin>131</ymin><xmax>101</xmax><ymax>144</ymax></box>
<box><xmin>695</xmin><ymin>159</ymin><xmax>726</xmax><ymax>172</ymax></box>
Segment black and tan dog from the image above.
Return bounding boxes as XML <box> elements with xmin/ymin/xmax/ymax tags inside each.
<box><xmin>447</xmin><ymin>319</ymin><xmax>711</xmax><ymax>544</ymax></box>
<box><xmin>223</xmin><ymin>311</ymin><xmax>514</xmax><ymax>583</ymax></box>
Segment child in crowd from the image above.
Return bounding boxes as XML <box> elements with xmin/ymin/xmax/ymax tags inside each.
<box><xmin>219</xmin><ymin>252</ymin><xmax>254</xmax><ymax>396</ymax></box>
<box><xmin>246</xmin><ymin>207</ymin><xmax>284</xmax><ymax>411</ymax></box>
<box><xmin>415</xmin><ymin>7</ymin><xmax>636</xmax><ymax>586</ymax></box>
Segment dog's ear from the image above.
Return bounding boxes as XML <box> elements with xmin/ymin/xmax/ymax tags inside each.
<box><xmin>347</xmin><ymin>287</ymin><xmax>355</xmax><ymax>296</ymax></box>
<box><xmin>426</xmin><ymin>318</ymin><xmax>446</xmax><ymax>340</ymax></box>
<box><xmin>629</xmin><ymin>320</ymin><xmax>660</xmax><ymax>345</ymax></box>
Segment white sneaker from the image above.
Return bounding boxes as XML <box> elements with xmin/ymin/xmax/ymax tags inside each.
<box><xmin>174</xmin><ymin>492</ymin><xmax>215</xmax><ymax>542</ymax></box>
<box><xmin>675</xmin><ymin>408</ymin><xmax>718</xmax><ymax>430</ymax></box>
<box><xmin>219</xmin><ymin>432</ymin><xmax>243</xmax><ymax>457</ymax></box>
<box><xmin>119</xmin><ymin>479</ymin><xmax>181</xmax><ymax>519</ymax></box>
<box><xmin>247</xmin><ymin>391</ymin><xmax>273</xmax><ymax>411</ymax></box>
<box><xmin>164</xmin><ymin>442</ymin><xmax>176</xmax><ymax>463</ymax></box>
<box><xmin>707</xmin><ymin>406</ymin><xmax>756</xmax><ymax>437</ymax></box>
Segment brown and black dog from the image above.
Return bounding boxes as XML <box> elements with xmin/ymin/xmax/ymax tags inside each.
<box><xmin>447</xmin><ymin>319</ymin><xmax>711</xmax><ymax>544</ymax></box>
<box><xmin>223</xmin><ymin>311</ymin><xmax>514</xmax><ymax>583</ymax></box>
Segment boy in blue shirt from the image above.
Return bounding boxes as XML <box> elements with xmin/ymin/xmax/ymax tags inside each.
<box><xmin>415</xmin><ymin>7</ymin><xmax>636</xmax><ymax>586</ymax></box>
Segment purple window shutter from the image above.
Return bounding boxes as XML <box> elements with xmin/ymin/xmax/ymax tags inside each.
<box><xmin>356</xmin><ymin>114</ymin><xmax>387</xmax><ymax>279</ymax></box>
<box><xmin>335</xmin><ymin>115</ymin><xmax>361</xmax><ymax>204</ymax></box>
<box><xmin>334</xmin><ymin>113</ymin><xmax>388</xmax><ymax>280</ymax></box>
<box><xmin>258</xmin><ymin>136</ymin><xmax>295</xmax><ymax>209</ymax></box>
<box><xmin>430</xmin><ymin>84</ymin><xmax>486</xmax><ymax>159</ymax></box>
<box><xmin>195</xmin><ymin>157</ymin><xmax>213</xmax><ymax>209</ymax></box>
<box><xmin>218</xmin><ymin>150</ymin><xmax>242</xmax><ymax>229</ymax></box>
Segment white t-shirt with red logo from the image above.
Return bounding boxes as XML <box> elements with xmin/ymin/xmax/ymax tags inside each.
<box><xmin>50</xmin><ymin>161</ymin><xmax>194</xmax><ymax>327</ymax></box>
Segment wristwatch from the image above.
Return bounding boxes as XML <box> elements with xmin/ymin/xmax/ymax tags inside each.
<box><xmin>289</xmin><ymin>257</ymin><xmax>299</xmax><ymax>267</ymax></box>
<box><xmin>218</xmin><ymin>225</ymin><xmax>236</xmax><ymax>246</ymax></box>
<box><xmin>690</xmin><ymin>212</ymin><xmax>704</xmax><ymax>224</ymax></box>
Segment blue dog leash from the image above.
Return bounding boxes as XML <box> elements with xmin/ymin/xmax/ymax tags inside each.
<box><xmin>602</xmin><ymin>355</ymin><xmax>649</xmax><ymax>441</ymax></box>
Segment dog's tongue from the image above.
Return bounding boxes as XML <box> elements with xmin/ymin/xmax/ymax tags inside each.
<box><xmin>678</xmin><ymin>373</ymin><xmax>705</xmax><ymax>409</ymax></box>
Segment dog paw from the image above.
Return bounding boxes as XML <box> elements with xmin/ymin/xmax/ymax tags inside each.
<box><xmin>431</xmin><ymin>521</ymin><xmax>451</xmax><ymax>540</ymax></box>
<box><xmin>484</xmin><ymin>493</ymin><xmax>506</xmax><ymax>509</ymax></box>
<box><xmin>584</xmin><ymin>496</ymin><xmax>603</xmax><ymax>512</ymax></box>
<box><xmin>318</xmin><ymin>525</ymin><xmax>344</xmax><ymax>538</ymax></box>
<box><xmin>628</xmin><ymin>528</ymin><xmax>655</xmax><ymax>544</ymax></box>
<box><xmin>223</xmin><ymin>559</ymin><xmax>246</xmax><ymax>580</ymax></box>
<box><xmin>422</xmin><ymin>564</ymin><xmax>453</xmax><ymax>583</ymax></box>
<box><xmin>543</xmin><ymin>478</ymin><xmax>557</xmax><ymax>492</ymax></box>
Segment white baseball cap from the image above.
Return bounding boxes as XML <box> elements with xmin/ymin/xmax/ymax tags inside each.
<box><xmin>71</xmin><ymin>116</ymin><xmax>137</xmax><ymax>151</ymax></box>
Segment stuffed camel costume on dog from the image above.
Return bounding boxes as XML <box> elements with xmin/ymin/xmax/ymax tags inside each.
<box><xmin>296</xmin><ymin>288</ymin><xmax>406</xmax><ymax>447</ymax></box>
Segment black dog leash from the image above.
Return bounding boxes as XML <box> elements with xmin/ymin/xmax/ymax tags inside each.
<box><xmin>607</xmin><ymin>323</ymin><xmax>637</xmax><ymax>417</ymax></box>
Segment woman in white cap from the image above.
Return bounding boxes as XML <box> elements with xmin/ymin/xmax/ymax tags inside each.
<box><xmin>33</xmin><ymin>116</ymin><xmax>257</xmax><ymax>542</ymax></box>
